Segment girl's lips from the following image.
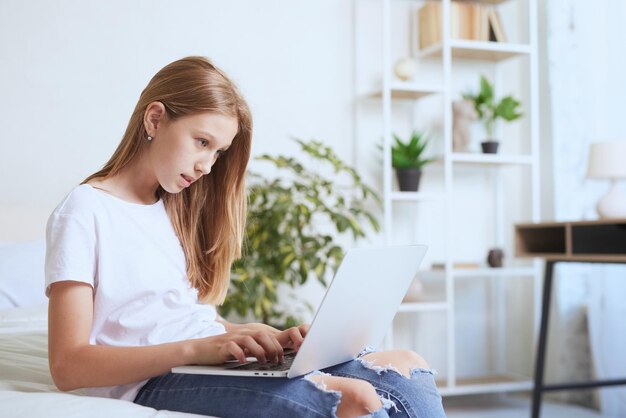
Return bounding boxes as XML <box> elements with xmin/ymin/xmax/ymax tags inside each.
<box><xmin>181</xmin><ymin>174</ymin><xmax>192</xmax><ymax>186</ymax></box>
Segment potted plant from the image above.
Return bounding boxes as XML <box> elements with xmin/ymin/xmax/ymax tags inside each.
<box><xmin>463</xmin><ymin>75</ymin><xmax>523</xmax><ymax>154</ymax></box>
<box><xmin>219</xmin><ymin>138</ymin><xmax>381</xmax><ymax>329</ymax></box>
<box><xmin>392</xmin><ymin>130</ymin><xmax>435</xmax><ymax>191</ymax></box>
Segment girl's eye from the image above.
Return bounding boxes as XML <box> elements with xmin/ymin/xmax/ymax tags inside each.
<box><xmin>198</xmin><ymin>139</ymin><xmax>208</xmax><ymax>147</ymax></box>
<box><xmin>215</xmin><ymin>149</ymin><xmax>225</xmax><ymax>158</ymax></box>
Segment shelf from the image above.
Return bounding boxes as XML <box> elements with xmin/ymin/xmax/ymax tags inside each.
<box><xmin>391</xmin><ymin>191</ymin><xmax>446</xmax><ymax>201</ymax></box>
<box><xmin>452</xmin><ymin>267</ymin><xmax>535</xmax><ymax>278</ymax></box>
<box><xmin>419</xmin><ymin>40</ymin><xmax>531</xmax><ymax>62</ymax></box>
<box><xmin>370</xmin><ymin>0</ymin><xmax>540</xmax><ymax>399</ymax></box>
<box><xmin>398</xmin><ymin>0</ymin><xmax>511</xmax><ymax>4</ymax></box>
<box><xmin>398</xmin><ymin>301</ymin><xmax>448</xmax><ymax>313</ymax></box>
<box><xmin>419</xmin><ymin>267</ymin><xmax>535</xmax><ymax>279</ymax></box>
<box><xmin>451</xmin><ymin>153</ymin><xmax>533</xmax><ymax>165</ymax></box>
<box><xmin>515</xmin><ymin>220</ymin><xmax>626</xmax><ymax>262</ymax></box>
<box><xmin>438</xmin><ymin>375</ymin><xmax>533</xmax><ymax>396</ymax></box>
<box><xmin>425</xmin><ymin>0</ymin><xmax>510</xmax><ymax>4</ymax></box>
<box><xmin>369</xmin><ymin>82</ymin><xmax>443</xmax><ymax>100</ymax></box>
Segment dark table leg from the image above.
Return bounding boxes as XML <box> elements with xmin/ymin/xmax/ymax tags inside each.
<box><xmin>531</xmin><ymin>260</ymin><xmax>555</xmax><ymax>418</ymax></box>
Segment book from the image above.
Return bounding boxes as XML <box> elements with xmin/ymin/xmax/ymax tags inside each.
<box><xmin>418</xmin><ymin>3</ymin><xmax>441</xmax><ymax>49</ymax></box>
<box><xmin>450</xmin><ymin>2</ymin><xmax>475</xmax><ymax>40</ymax></box>
<box><xmin>418</xmin><ymin>2</ymin><xmax>476</xmax><ymax>49</ymax></box>
<box><xmin>488</xmin><ymin>9</ymin><xmax>507</xmax><ymax>42</ymax></box>
<box><xmin>474</xmin><ymin>5</ymin><xmax>491</xmax><ymax>41</ymax></box>
<box><xmin>418</xmin><ymin>2</ymin><xmax>504</xmax><ymax>49</ymax></box>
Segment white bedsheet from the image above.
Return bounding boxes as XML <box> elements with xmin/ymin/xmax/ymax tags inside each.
<box><xmin>0</xmin><ymin>304</ymin><xmax>207</xmax><ymax>418</ymax></box>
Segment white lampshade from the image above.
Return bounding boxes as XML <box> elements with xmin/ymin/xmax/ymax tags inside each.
<box><xmin>587</xmin><ymin>141</ymin><xmax>626</xmax><ymax>178</ymax></box>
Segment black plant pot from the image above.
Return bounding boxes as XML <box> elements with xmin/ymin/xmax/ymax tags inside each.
<box><xmin>481</xmin><ymin>140</ymin><xmax>500</xmax><ymax>154</ymax></box>
<box><xmin>396</xmin><ymin>168</ymin><xmax>422</xmax><ymax>192</ymax></box>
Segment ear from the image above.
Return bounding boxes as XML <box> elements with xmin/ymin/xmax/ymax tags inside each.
<box><xmin>143</xmin><ymin>101</ymin><xmax>167</xmax><ymax>136</ymax></box>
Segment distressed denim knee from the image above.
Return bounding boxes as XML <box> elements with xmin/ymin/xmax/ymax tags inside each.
<box><xmin>320</xmin><ymin>347</ymin><xmax>447</xmax><ymax>418</ymax></box>
<box><xmin>304</xmin><ymin>370</ymin><xmax>391</xmax><ymax>418</ymax></box>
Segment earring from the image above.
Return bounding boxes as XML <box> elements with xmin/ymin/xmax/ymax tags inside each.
<box><xmin>147</xmin><ymin>135</ymin><xmax>153</xmax><ymax>141</ymax></box>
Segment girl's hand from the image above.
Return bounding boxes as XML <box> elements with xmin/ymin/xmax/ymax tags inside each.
<box><xmin>275</xmin><ymin>324</ymin><xmax>309</xmax><ymax>351</ymax></box>
<box><xmin>190</xmin><ymin>326</ymin><xmax>285</xmax><ymax>365</ymax></box>
<box><xmin>235</xmin><ymin>322</ymin><xmax>310</xmax><ymax>351</ymax></box>
<box><xmin>192</xmin><ymin>322</ymin><xmax>310</xmax><ymax>365</ymax></box>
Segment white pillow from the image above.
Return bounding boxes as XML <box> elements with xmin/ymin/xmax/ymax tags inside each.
<box><xmin>0</xmin><ymin>240</ymin><xmax>47</xmax><ymax>309</ymax></box>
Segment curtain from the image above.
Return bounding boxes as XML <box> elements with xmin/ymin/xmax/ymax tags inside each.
<box><xmin>546</xmin><ymin>0</ymin><xmax>626</xmax><ymax>415</ymax></box>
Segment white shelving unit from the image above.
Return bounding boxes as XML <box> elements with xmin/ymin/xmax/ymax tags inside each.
<box><xmin>369</xmin><ymin>0</ymin><xmax>541</xmax><ymax>396</ymax></box>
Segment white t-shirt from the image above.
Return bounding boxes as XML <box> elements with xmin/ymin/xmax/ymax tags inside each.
<box><xmin>44</xmin><ymin>184</ymin><xmax>226</xmax><ymax>401</ymax></box>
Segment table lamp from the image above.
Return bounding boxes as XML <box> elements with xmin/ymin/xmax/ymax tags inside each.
<box><xmin>587</xmin><ymin>141</ymin><xmax>626</xmax><ymax>218</ymax></box>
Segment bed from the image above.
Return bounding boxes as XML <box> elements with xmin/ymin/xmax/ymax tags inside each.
<box><xmin>0</xmin><ymin>240</ymin><xmax>205</xmax><ymax>418</ymax></box>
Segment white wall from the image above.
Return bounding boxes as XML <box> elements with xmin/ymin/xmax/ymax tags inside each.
<box><xmin>1</xmin><ymin>0</ymin><xmax>554</xmax><ymax>383</ymax></box>
<box><xmin>0</xmin><ymin>0</ymin><xmax>356</xmax><ymax>240</ymax></box>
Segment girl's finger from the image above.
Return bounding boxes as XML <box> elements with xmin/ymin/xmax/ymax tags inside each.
<box><xmin>240</xmin><ymin>335</ymin><xmax>268</xmax><ymax>364</ymax></box>
<box><xmin>298</xmin><ymin>324</ymin><xmax>310</xmax><ymax>337</ymax></box>
<box><xmin>278</xmin><ymin>327</ymin><xmax>304</xmax><ymax>350</ymax></box>
<box><xmin>226</xmin><ymin>340</ymin><xmax>247</xmax><ymax>363</ymax></box>
<box><xmin>289</xmin><ymin>327</ymin><xmax>304</xmax><ymax>348</ymax></box>
<box><xmin>270</xmin><ymin>334</ymin><xmax>284</xmax><ymax>363</ymax></box>
<box><xmin>253</xmin><ymin>332</ymin><xmax>283</xmax><ymax>363</ymax></box>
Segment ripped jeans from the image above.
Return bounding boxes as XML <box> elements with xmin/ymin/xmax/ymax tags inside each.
<box><xmin>133</xmin><ymin>347</ymin><xmax>446</xmax><ymax>418</ymax></box>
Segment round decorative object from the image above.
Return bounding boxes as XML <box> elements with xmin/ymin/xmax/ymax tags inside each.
<box><xmin>487</xmin><ymin>248</ymin><xmax>504</xmax><ymax>268</ymax></box>
<box><xmin>394</xmin><ymin>58</ymin><xmax>417</xmax><ymax>81</ymax></box>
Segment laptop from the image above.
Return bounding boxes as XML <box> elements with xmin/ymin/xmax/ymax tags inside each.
<box><xmin>172</xmin><ymin>245</ymin><xmax>427</xmax><ymax>378</ymax></box>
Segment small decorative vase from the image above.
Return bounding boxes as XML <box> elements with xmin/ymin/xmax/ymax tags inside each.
<box><xmin>487</xmin><ymin>248</ymin><xmax>504</xmax><ymax>268</ymax></box>
<box><xmin>396</xmin><ymin>168</ymin><xmax>422</xmax><ymax>192</ymax></box>
<box><xmin>481</xmin><ymin>140</ymin><xmax>499</xmax><ymax>154</ymax></box>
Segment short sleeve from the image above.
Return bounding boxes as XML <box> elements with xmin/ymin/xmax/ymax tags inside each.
<box><xmin>44</xmin><ymin>210</ymin><xmax>97</xmax><ymax>297</ymax></box>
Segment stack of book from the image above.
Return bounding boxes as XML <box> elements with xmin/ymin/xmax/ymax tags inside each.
<box><xmin>418</xmin><ymin>2</ymin><xmax>506</xmax><ymax>50</ymax></box>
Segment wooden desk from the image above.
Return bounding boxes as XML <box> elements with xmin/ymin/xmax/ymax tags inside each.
<box><xmin>515</xmin><ymin>219</ymin><xmax>626</xmax><ymax>418</ymax></box>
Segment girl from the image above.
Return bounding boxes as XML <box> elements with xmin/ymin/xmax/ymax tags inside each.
<box><xmin>45</xmin><ymin>56</ymin><xmax>446</xmax><ymax>418</ymax></box>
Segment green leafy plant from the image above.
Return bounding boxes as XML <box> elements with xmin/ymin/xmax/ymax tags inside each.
<box><xmin>463</xmin><ymin>75</ymin><xmax>523</xmax><ymax>138</ymax></box>
<box><xmin>391</xmin><ymin>130</ymin><xmax>436</xmax><ymax>169</ymax></box>
<box><xmin>219</xmin><ymin>138</ymin><xmax>381</xmax><ymax>329</ymax></box>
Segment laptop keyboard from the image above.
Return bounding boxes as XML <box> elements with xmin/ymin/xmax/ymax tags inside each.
<box><xmin>229</xmin><ymin>351</ymin><xmax>297</xmax><ymax>372</ymax></box>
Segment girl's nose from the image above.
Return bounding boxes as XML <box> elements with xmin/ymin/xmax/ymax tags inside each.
<box><xmin>196</xmin><ymin>151</ymin><xmax>218</xmax><ymax>176</ymax></box>
<box><xmin>195</xmin><ymin>160</ymin><xmax>211</xmax><ymax>176</ymax></box>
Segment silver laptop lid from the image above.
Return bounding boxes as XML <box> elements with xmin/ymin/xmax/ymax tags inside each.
<box><xmin>288</xmin><ymin>245</ymin><xmax>427</xmax><ymax>378</ymax></box>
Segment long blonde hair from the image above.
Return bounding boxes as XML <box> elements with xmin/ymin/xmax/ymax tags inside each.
<box><xmin>82</xmin><ymin>56</ymin><xmax>252</xmax><ymax>305</ymax></box>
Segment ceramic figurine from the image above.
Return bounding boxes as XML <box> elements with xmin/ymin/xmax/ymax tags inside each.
<box><xmin>452</xmin><ymin>99</ymin><xmax>478</xmax><ymax>152</ymax></box>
